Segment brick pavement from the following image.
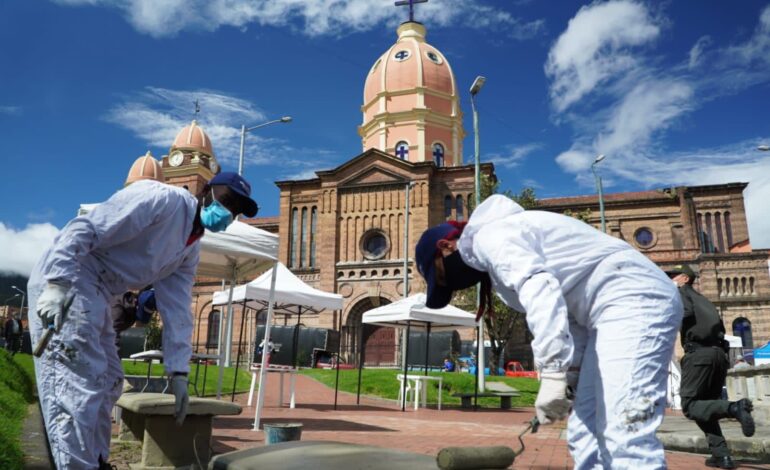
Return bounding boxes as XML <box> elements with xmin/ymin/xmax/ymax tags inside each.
<box><xmin>210</xmin><ymin>373</ymin><xmax>768</xmax><ymax>469</ymax></box>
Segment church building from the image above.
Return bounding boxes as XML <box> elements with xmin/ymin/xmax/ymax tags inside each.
<box><xmin>124</xmin><ymin>14</ymin><xmax>769</xmax><ymax>366</ymax></box>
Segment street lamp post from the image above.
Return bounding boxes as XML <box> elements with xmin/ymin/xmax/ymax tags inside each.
<box><xmin>591</xmin><ymin>154</ymin><xmax>607</xmax><ymax>233</ymax></box>
<box><xmin>224</xmin><ymin>116</ymin><xmax>291</xmax><ymax>367</ymax></box>
<box><xmin>11</xmin><ymin>285</ymin><xmax>25</xmax><ymax>315</ymax></box>
<box><xmin>237</xmin><ymin>116</ymin><xmax>293</xmax><ymax>176</ymax></box>
<box><xmin>400</xmin><ymin>181</ymin><xmax>415</xmax><ymax>411</ymax></box>
<box><xmin>470</xmin><ymin>75</ymin><xmax>486</xmax><ymax>392</ymax></box>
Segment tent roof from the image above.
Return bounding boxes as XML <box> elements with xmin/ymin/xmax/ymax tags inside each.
<box><xmin>211</xmin><ymin>262</ymin><xmax>343</xmax><ymax>311</ymax></box>
<box><xmin>362</xmin><ymin>293</ymin><xmax>477</xmax><ymax>331</ymax></box>
<box><xmin>197</xmin><ymin>221</ymin><xmax>279</xmax><ymax>280</ymax></box>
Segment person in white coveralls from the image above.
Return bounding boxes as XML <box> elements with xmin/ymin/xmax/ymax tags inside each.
<box><xmin>27</xmin><ymin>172</ymin><xmax>258</xmax><ymax>469</ymax></box>
<box><xmin>415</xmin><ymin>194</ymin><xmax>682</xmax><ymax>469</ymax></box>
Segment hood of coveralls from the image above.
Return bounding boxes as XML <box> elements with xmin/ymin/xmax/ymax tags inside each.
<box><xmin>457</xmin><ymin>194</ymin><xmax>525</xmax><ymax>271</ymax></box>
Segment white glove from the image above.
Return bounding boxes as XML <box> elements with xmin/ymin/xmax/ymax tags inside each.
<box><xmin>535</xmin><ymin>371</ymin><xmax>572</xmax><ymax>425</ymax></box>
<box><xmin>36</xmin><ymin>283</ymin><xmax>71</xmax><ymax>332</ymax></box>
<box><xmin>171</xmin><ymin>374</ymin><xmax>190</xmax><ymax>426</ymax></box>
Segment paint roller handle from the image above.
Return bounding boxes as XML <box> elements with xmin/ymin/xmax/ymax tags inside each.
<box><xmin>32</xmin><ymin>292</ymin><xmax>75</xmax><ymax>357</ymax></box>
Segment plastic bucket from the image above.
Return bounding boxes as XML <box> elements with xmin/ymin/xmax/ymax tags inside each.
<box><xmin>263</xmin><ymin>423</ymin><xmax>303</xmax><ymax>445</ymax></box>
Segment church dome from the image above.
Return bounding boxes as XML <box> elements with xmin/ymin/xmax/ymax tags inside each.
<box><xmin>360</xmin><ymin>21</ymin><xmax>464</xmax><ymax>166</ymax></box>
<box><xmin>125</xmin><ymin>151</ymin><xmax>164</xmax><ymax>186</ymax></box>
<box><xmin>364</xmin><ymin>22</ymin><xmax>456</xmax><ymax>104</ymax></box>
<box><xmin>171</xmin><ymin>120</ymin><xmax>214</xmax><ymax>157</ymax></box>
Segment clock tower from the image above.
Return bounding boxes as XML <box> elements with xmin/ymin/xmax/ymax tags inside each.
<box><xmin>162</xmin><ymin>120</ymin><xmax>221</xmax><ymax>194</ymax></box>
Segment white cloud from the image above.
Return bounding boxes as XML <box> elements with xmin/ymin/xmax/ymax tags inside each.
<box><xmin>0</xmin><ymin>223</ymin><xmax>60</xmax><ymax>277</ymax></box>
<box><xmin>548</xmin><ymin>4</ymin><xmax>770</xmax><ymax>249</ymax></box>
<box><xmin>595</xmin><ymin>79</ymin><xmax>692</xmax><ymax>156</ymax></box>
<box><xmin>545</xmin><ymin>0</ymin><xmax>660</xmax><ymax>112</ymax></box>
<box><xmin>105</xmin><ymin>87</ymin><xmax>266</xmax><ymax>165</ymax></box>
<box><xmin>688</xmin><ymin>35</ymin><xmax>711</xmax><ymax>69</ymax></box>
<box><xmin>0</xmin><ymin>106</ymin><xmax>21</xmax><ymax>115</ymax></box>
<box><xmin>486</xmin><ymin>142</ymin><xmax>542</xmax><ymax>169</ymax></box>
<box><xmin>51</xmin><ymin>0</ymin><xmax>545</xmax><ymax>39</ymax></box>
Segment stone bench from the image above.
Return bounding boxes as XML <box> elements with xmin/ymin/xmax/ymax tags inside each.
<box><xmin>453</xmin><ymin>392</ymin><xmax>520</xmax><ymax>410</ymax></box>
<box><xmin>117</xmin><ymin>392</ymin><xmax>241</xmax><ymax>470</ymax></box>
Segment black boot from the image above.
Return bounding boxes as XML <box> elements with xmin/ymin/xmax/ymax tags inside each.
<box><xmin>705</xmin><ymin>455</ymin><xmax>736</xmax><ymax>469</ymax></box>
<box><xmin>97</xmin><ymin>455</ymin><xmax>117</xmax><ymax>470</ymax></box>
<box><xmin>730</xmin><ymin>398</ymin><xmax>755</xmax><ymax>437</ymax></box>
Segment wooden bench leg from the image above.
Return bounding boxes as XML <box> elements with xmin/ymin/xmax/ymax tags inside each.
<box><xmin>460</xmin><ymin>396</ymin><xmax>472</xmax><ymax>409</ymax></box>
<box><xmin>500</xmin><ymin>396</ymin><xmax>512</xmax><ymax>410</ymax></box>
<box><xmin>138</xmin><ymin>415</ymin><xmax>213</xmax><ymax>470</ymax></box>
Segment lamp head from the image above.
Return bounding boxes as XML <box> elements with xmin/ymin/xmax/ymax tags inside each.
<box><xmin>758</xmin><ymin>145</ymin><xmax>770</xmax><ymax>151</ymax></box>
<box><xmin>470</xmin><ymin>76</ymin><xmax>486</xmax><ymax>95</ymax></box>
<box><xmin>593</xmin><ymin>154</ymin><xmax>606</xmax><ymax>164</ymax></box>
<box><xmin>280</xmin><ymin>116</ymin><xmax>293</xmax><ymax>123</ymax></box>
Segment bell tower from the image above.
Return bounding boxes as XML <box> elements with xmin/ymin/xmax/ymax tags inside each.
<box><xmin>161</xmin><ymin>120</ymin><xmax>221</xmax><ymax>195</ymax></box>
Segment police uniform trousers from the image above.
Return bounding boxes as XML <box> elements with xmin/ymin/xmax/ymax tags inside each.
<box><xmin>680</xmin><ymin>344</ymin><xmax>731</xmax><ymax>458</ymax></box>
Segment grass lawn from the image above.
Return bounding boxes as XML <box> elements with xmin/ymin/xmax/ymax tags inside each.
<box><xmin>300</xmin><ymin>368</ymin><xmax>539</xmax><ymax>408</ymax></box>
<box><xmin>122</xmin><ymin>360</ymin><xmax>253</xmax><ymax>396</ymax></box>
<box><xmin>0</xmin><ymin>352</ymin><xmax>36</xmax><ymax>470</ymax></box>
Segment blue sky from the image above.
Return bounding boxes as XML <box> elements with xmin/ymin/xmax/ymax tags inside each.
<box><xmin>1</xmin><ymin>0</ymin><xmax>769</xmax><ymax>275</ymax></box>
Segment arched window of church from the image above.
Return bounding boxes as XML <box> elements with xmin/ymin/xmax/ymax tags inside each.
<box><xmin>310</xmin><ymin>207</ymin><xmax>317</xmax><ymax>268</ymax></box>
<box><xmin>444</xmin><ymin>195</ymin><xmax>453</xmax><ymax>220</ymax></box>
<box><xmin>433</xmin><ymin>143</ymin><xmax>445</xmax><ymax>167</ymax></box>
<box><xmin>724</xmin><ymin>211</ymin><xmax>733</xmax><ymax>248</ymax></box>
<box><xmin>715</xmin><ymin>212</ymin><xmax>725</xmax><ymax>253</ymax></box>
<box><xmin>732</xmin><ymin>317</ymin><xmax>754</xmax><ymax>354</ymax></box>
<box><xmin>395</xmin><ymin>141</ymin><xmax>409</xmax><ymax>160</ymax></box>
<box><xmin>467</xmin><ymin>193</ymin><xmax>475</xmax><ymax>214</ymax></box>
<box><xmin>206</xmin><ymin>310</ymin><xmax>221</xmax><ymax>350</ymax></box>
<box><xmin>290</xmin><ymin>208</ymin><xmax>298</xmax><ymax>268</ymax></box>
<box><xmin>456</xmin><ymin>195</ymin><xmax>464</xmax><ymax>221</ymax></box>
<box><xmin>300</xmin><ymin>207</ymin><xmax>308</xmax><ymax>268</ymax></box>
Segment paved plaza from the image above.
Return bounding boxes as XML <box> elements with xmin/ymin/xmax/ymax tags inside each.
<box><xmin>204</xmin><ymin>374</ymin><xmax>770</xmax><ymax>469</ymax></box>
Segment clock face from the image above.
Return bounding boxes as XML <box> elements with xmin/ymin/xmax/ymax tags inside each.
<box><xmin>210</xmin><ymin>160</ymin><xmax>219</xmax><ymax>173</ymax></box>
<box><xmin>169</xmin><ymin>151</ymin><xmax>184</xmax><ymax>167</ymax></box>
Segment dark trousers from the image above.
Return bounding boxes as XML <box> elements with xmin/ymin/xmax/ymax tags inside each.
<box><xmin>680</xmin><ymin>345</ymin><xmax>731</xmax><ymax>457</ymax></box>
<box><xmin>4</xmin><ymin>335</ymin><xmax>21</xmax><ymax>354</ymax></box>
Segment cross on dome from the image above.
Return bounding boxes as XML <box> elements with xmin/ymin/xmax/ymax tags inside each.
<box><xmin>395</xmin><ymin>0</ymin><xmax>428</xmax><ymax>23</ymax></box>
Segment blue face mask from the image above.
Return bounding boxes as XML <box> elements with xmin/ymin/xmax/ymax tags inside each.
<box><xmin>200</xmin><ymin>189</ymin><xmax>233</xmax><ymax>232</ymax></box>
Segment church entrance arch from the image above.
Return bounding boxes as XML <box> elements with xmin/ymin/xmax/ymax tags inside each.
<box><xmin>344</xmin><ymin>297</ymin><xmax>395</xmax><ymax>366</ymax></box>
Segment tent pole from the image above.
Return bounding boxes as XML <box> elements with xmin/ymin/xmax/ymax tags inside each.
<box><xmin>334</xmin><ymin>309</ymin><xmax>342</xmax><ymax>410</ymax></box>
<box><xmin>231</xmin><ymin>300</ymin><xmax>248</xmax><ymax>402</ymax></box>
<box><xmin>356</xmin><ymin>321</ymin><xmax>365</xmax><ymax>405</ymax></box>
<box><xmin>292</xmin><ymin>306</ymin><xmax>301</xmax><ymax>368</ymax></box>
<box><xmin>402</xmin><ymin>321</ymin><xmax>411</xmax><ymax>412</ymax></box>
<box><xmin>224</xmin><ymin>268</ymin><xmax>238</xmax><ymax>366</ymax></box>
<box><xmin>424</xmin><ymin>323</ymin><xmax>431</xmax><ymax>376</ymax></box>
<box><xmin>253</xmin><ymin>262</ymin><xmax>279</xmax><ymax>431</ymax></box>
<box><xmin>217</xmin><ymin>275</ymin><xmax>236</xmax><ymax>399</ymax></box>
<box><xmin>474</xmin><ymin>326</ymin><xmax>480</xmax><ymax>409</ymax></box>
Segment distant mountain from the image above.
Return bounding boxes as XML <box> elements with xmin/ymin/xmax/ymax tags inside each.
<box><xmin>0</xmin><ymin>274</ymin><xmax>29</xmax><ymax>306</ymax></box>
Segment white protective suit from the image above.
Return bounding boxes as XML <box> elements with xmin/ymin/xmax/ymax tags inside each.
<box><xmin>27</xmin><ymin>180</ymin><xmax>200</xmax><ymax>469</ymax></box>
<box><xmin>458</xmin><ymin>195</ymin><xmax>682</xmax><ymax>469</ymax></box>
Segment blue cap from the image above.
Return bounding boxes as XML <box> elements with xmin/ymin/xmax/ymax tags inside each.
<box><xmin>415</xmin><ymin>223</ymin><xmax>458</xmax><ymax>309</ymax></box>
<box><xmin>136</xmin><ymin>289</ymin><xmax>157</xmax><ymax>324</ymax></box>
<box><xmin>209</xmin><ymin>172</ymin><xmax>259</xmax><ymax>217</ymax></box>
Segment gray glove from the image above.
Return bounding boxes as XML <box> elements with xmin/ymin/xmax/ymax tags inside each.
<box><xmin>36</xmin><ymin>283</ymin><xmax>71</xmax><ymax>332</ymax></box>
<box><xmin>171</xmin><ymin>374</ymin><xmax>190</xmax><ymax>426</ymax></box>
<box><xmin>535</xmin><ymin>371</ymin><xmax>573</xmax><ymax>424</ymax></box>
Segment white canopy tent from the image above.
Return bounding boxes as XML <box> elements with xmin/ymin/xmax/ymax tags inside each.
<box><xmin>356</xmin><ymin>293</ymin><xmax>479</xmax><ymax>410</ymax></box>
<box><xmin>198</xmin><ymin>221</ymin><xmax>279</xmax><ymax>399</ymax></box>
<box><xmin>211</xmin><ymin>262</ymin><xmax>343</xmax><ymax>429</ymax></box>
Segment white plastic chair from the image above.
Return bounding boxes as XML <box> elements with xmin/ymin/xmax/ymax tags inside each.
<box><xmin>396</xmin><ymin>374</ymin><xmax>414</xmax><ymax>407</ymax></box>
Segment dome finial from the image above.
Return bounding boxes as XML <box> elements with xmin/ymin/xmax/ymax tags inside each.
<box><xmin>395</xmin><ymin>0</ymin><xmax>427</xmax><ymax>23</ymax></box>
